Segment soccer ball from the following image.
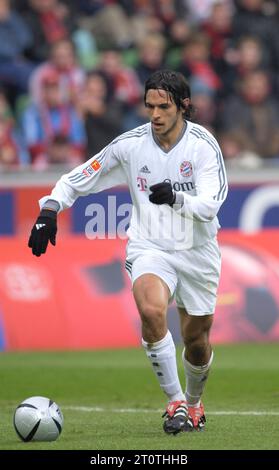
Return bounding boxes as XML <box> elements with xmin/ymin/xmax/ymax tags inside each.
<box><xmin>13</xmin><ymin>396</ymin><xmax>64</xmax><ymax>442</ymax></box>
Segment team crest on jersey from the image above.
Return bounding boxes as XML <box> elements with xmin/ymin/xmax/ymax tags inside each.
<box><xmin>82</xmin><ymin>159</ymin><xmax>101</xmax><ymax>176</ymax></box>
<box><xmin>180</xmin><ymin>161</ymin><xmax>192</xmax><ymax>177</ymax></box>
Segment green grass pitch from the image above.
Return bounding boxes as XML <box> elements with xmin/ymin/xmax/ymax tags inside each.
<box><xmin>0</xmin><ymin>343</ymin><xmax>278</xmax><ymax>450</ymax></box>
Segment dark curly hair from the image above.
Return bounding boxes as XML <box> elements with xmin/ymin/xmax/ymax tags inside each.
<box><xmin>144</xmin><ymin>70</ymin><xmax>195</xmax><ymax>120</ymax></box>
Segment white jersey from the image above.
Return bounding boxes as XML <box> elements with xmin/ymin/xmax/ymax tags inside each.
<box><xmin>39</xmin><ymin>122</ymin><xmax>228</xmax><ymax>250</ymax></box>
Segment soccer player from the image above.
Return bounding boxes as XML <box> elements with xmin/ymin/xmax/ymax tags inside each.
<box><xmin>28</xmin><ymin>70</ymin><xmax>228</xmax><ymax>434</ymax></box>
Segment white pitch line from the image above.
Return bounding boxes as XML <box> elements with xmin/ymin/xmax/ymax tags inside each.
<box><xmin>64</xmin><ymin>406</ymin><xmax>279</xmax><ymax>416</ymax></box>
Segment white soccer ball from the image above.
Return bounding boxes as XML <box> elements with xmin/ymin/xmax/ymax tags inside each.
<box><xmin>13</xmin><ymin>396</ymin><xmax>64</xmax><ymax>442</ymax></box>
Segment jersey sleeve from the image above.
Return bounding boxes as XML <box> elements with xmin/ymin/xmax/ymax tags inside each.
<box><xmin>174</xmin><ymin>138</ymin><xmax>228</xmax><ymax>222</ymax></box>
<box><xmin>39</xmin><ymin>142</ymin><xmax>127</xmax><ymax>211</ymax></box>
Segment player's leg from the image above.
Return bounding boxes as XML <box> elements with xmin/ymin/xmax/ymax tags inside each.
<box><xmin>173</xmin><ymin>237</ymin><xmax>221</xmax><ymax>430</ymax></box>
<box><xmin>133</xmin><ymin>274</ymin><xmax>187</xmax><ymax>434</ymax></box>
<box><xmin>133</xmin><ymin>273</ymin><xmax>169</xmax><ymax>343</ymax></box>
<box><xmin>133</xmin><ymin>274</ymin><xmax>184</xmax><ymax>400</ymax></box>
<box><xmin>178</xmin><ymin>308</ymin><xmax>214</xmax><ymax>431</ymax></box>
<box><xmin>179</xmin><ymin>309</ymin><xmax>213</xmax><ymax>365</ymax></box>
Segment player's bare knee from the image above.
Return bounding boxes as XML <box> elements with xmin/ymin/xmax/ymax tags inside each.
<box><xmin>189</xmin><ymin>342</ymin><xmax>208</xmax><ymax>364</ymax></box>
<box><xmin>184</xmin><ymin>335</ymin><xmax>210</xmax><ymax>365</ymax></box>
<box><xmin>139</xmin><ymin>302</ymin><xmax>166</xmax><ymax>326</ymax></box>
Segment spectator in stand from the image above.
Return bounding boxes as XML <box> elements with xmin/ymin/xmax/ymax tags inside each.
<box><xmin>0</xmin><ymin>87</ymin><xmax>13</xmax><ymax>125</ymax></box>
<box><xmin>119</xmin><ymin>0</ymin><xmax>188</xmax><ymax>47</ymax></box>
<box><xmin>78</xmin><ymin>71</ymin><xmax>123</xmax><ymax>156</ymax></box>
<box><xmin>201</xmin><ymin>0</ymin><xmax>234</xmax><ymax>78</ymax></box>
<box><xmin>21</xmin><ymin>69</ymin><xmax>85</xmax><ymax>167</ymax></box>
<box><xmin>153</xmin><ymin>0</ymin><xmax>188</xmax><ymax>36</ymax></box>
<box><xmin>121</xmin><ymin>98</ymin><xmax>148</xmax><ymax>132</ymax></box>
<box><xmin>77</xmin><ymin>0</ymin><xmax>132</xmax><ymax>50</ymax></box>
<box><xmin>167</xmin><ymin>17</ymin><xmax>192</xmax><ymax>52</ymax></box>
<box><xmin>0</xmin><ymin>117</ymin><xmax>19</xmax><ymax>167</ymax></box>
<box><xmin>32</xmin><ymin>133</ymin><xmax>80</xmax><ymax>169</ymax></box>
<box><xmin>236</xmin><ymin>35</ymin><xmax>269</xmax><ymax>75</ymax></box>
<box><xmin>176</xmin><ymin>33</ymin><xmax>221</xmax><ymax>98</ymax></box>
<box><xmin>221</xmin><ymin>35</ymin><xmax>270</xmax><ymax>97</ymax></box>
<box><xmin>219</xmin><ymin>69</ymin><xmax>279</xmax><ymax>160</ymax></box>
<box><xmin>0</xmin><ymin>0</ymin><xmax>34</xmax><ymax>97</ymax></box>
<box><xmin>136</xmin><ymin>33</ymin><xmax>167</xmax><ymax>86</ymax></box>
<box><xmin>0</xmin><ymin>88</ymin><xmax>29</xmax><ymax>166</ymax></box>
<box><xmin>232</xmin><ymin>0</ymin><xmax>279</xmax><ymax>71</ymax></box>
<box><xmin>191</xmin><ymin>88</ymin><xmax>217</xmax><ymax>133</ymax></box>
<box><xmin>97</xmin><ymin>49</ymin><xmax>142</xmax><ymax>110</ymax></box>
<box><xmin>29</xmin><ymin>39</ymin><xmax>85</xmax><ymax>106</ymax></box>
<box><xmin>185</xmin><ymin>0</ymin><xmax>233</xmax><ymax>25</ymax></box>
<box><xmin>21</xmin><ymin>0</ymin><xmax>76</xmax><ymax>63</ymax></box>
<box><xmin>218</xmin><ymin>130</ymin><xmax>263</xmax><ymax>168</ymax></box>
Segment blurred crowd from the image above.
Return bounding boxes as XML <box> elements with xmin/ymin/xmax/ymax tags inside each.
<box><xmin>1</xmin><ymin>0</ymin><xmax>279</xmax><ymax>170</ymax></box>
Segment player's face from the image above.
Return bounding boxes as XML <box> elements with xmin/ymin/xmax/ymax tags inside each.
<box><xmin>145</xmin><ymin>89</ymin><xmax>183</xmax><ymax>138</ymax></box>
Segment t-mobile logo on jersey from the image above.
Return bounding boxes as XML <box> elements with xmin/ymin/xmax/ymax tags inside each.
<box><xmin>137</xmin><ymin>177</ymin><xmax>148</xmax><ymax>191</ymax></box>
<box><xmin>164</xmin><ymin>178</ymin><xmax>195</xmax><ymax>192</ymax></box>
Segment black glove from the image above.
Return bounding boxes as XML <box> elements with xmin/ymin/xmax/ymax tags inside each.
<box><xmin>149</xmin><ymin>182</ymin><xmax>176</xmax><ymax>206</ymax></box>
<box><xmin>28</xmin><ymin>209</ymin><xmax>57</xmax><ymax>257</ymax></box>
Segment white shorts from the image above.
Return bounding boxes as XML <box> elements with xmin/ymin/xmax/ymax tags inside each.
<box><xmin>125</xmin><ymin>238</ymin><xmax>221</xmax><ymax>316</ymax></box>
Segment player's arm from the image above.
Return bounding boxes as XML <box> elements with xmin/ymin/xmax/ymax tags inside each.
<box><xmin>149</xmin><ymin>140</ymin><xmax>228</xmax><ymax>222</ymax></box>
<box><xmin>174</xmin><ymin>140</ymin><xmax>228</xmax><ymax>222</ymax></box>
<box><xmin>28</xmin><ymin>143</ymin><xmax>125</xmax><ymax>256</ymax></box>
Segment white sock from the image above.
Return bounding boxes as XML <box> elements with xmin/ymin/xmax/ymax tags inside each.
<box><xmin>182</xmin><ymin>348</ymin><xmax>214</xmax><ymax>407</ymax></box>
<box><xmin>142</xmin><ymin>330</ymin><xmax>184</xmax><ymax>402</ymax></box>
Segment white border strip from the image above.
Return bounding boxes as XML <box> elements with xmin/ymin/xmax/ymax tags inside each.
<box><xmin>64</xmin><ymin>406</ymin><xmax>279</xmax><ymax>416</ymax></box>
